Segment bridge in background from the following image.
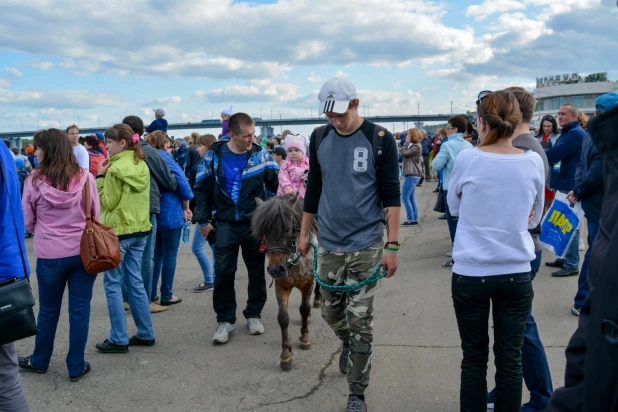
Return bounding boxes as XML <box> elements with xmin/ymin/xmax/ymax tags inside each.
<box><xmin>1</xmin><ymin>114</ymin><xmax>451</xmax><ymax>147</ymax></box>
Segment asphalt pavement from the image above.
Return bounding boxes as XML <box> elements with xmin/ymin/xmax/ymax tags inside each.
<box><xmin>15</xmin><ymin>182</ymin><xmax>582</xmax><ymax>411</ymax></box>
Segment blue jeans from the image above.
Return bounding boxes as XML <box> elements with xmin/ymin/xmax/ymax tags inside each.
<box><xmin>436</xmin><ymin>169</ymin><xmax>443</xmax><ymax>190</ymax></box>
<box><xmin>443</xmin><ymin>189</ymin><xmax>458</xmax><ymax>245</ymax></box>
<box><xmin>30</xmin><ymin>255</ymin><xmax>96</xmax><ymax>377</ymax></box>
<box><xmin>401</xmin><ymin>176</ymin><xmax>420</xmax><ymax>222</ymax></box>
<box><xmin>152</xmin><ymin>227</ymin><xmax>182</xmax><ymax>302</ymax></box>
<box><xmin>488</xmin><ymin>250</ymin><xmax>553</xmax><ymax>411</ymax></box>
<box><xmin>574</xmin><ymin>221</ymin><xmax>599</xmax><ymax>307</ymax></box>
<box><xmin>558</xmin><ymin>191</ymin><xmax>580</xmax><ymax>272</ymax></box>
<box><xmin>122</xmin><ymin>214</ymin><xmax>157</xmax><ymax>302</ymax></box>
<box><xmin>192</xmin><ymin>227</ymin><xmax>216</xmax><ymax>284</ymax></box>
<box><xmin>103</xmin><ymin>236</ymin><xmax>154</xmax><ymax>345</ymax></box>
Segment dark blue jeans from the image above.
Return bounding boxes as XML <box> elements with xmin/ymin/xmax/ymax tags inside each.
<box><xmin>452</xmin><ymin>271</ymin><xmax>533</xmax><ymax>412</ymax></box>
<box><xmin>30</xmin><ymin>255</ymin><xmax>96</xmax><ymax>377</ymax></box>
<box><xmin>488</xmin><ymin>250</ymin><xmax>553</xmax><ymax>411</ymax></box>
<box><xmin>443</xmin><ymin>189</ymin><xmax>458</xmax><ymax>245</ymax></box>
<box><xmin>574</xmin><ymin>221</ymin><xmax>599</xmax><ymax>307</ymax></box>
<box><xmin>152</xmin><ymin>227</ymin><xmax>183</xmax><ymax>302</ymax></box>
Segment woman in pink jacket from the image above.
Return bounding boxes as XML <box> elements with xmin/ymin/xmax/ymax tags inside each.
<box><xmin>18</xmin><ymin>129</ymin><xmax>100</xmax><ymax>383</ymax></box>
<box><xmin>277</xmin><ymin>134</ymin><xmax>309</xmax><ymax>198</ymax></box>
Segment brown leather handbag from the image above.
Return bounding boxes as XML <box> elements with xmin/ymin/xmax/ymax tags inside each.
<box><xmin>80</xmin><ymin>178</ymin><xmax>121</xmax><ymax>274</ymax></box>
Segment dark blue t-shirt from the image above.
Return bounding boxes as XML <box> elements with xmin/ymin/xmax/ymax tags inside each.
<box><xmin>221</xmin><ymin>143</ymin><xmax>247</xmax><ymax>204</ymax></box>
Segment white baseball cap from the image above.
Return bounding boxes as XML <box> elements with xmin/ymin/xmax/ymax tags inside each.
<box><xmin>153</xmin><ymin>108</ymin><xmax>166</xmax><ymax>117</ymax></box>
<box><xmin>318</xmin><ymin>78</ymin><xmax>357</xmax><ymax>115</ymax></box>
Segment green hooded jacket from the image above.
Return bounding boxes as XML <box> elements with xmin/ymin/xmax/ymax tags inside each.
<box><xmin>96</xmin><ymin>150</ymin><xmax>152</xmax><ymax>236</ymax></box>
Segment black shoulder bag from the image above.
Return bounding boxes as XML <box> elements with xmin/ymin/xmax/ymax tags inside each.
<box><xmin>0</xmin><ymin>157</ymin><xmax>39</xmax><ymax>345</ymax></box>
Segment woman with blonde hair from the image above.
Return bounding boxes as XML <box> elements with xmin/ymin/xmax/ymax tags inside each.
<box><xmin>400</xmin><ymin>128</ymin><xmax>423</xmax><ymax>226</ymax></box>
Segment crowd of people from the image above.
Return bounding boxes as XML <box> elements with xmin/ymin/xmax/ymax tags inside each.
<box><xmin>1</xmin><ymin>77</ymin><xmax>617</xmax><ymax>412</ymax></box>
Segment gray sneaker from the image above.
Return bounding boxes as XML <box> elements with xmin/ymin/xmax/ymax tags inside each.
<box><xmin>347</xmin><ymin>395</ymin><xmax>367</xmax><ymax>412</ymax></box>
<box><xmin>212</xmin><ymin>322</ymin><xmax>235</xmax><ymax>344</ymax></box>
<box><xmin>246</xmin><ymin>318</ymin><xmax>265</xmax><ymax>335</ymax></box>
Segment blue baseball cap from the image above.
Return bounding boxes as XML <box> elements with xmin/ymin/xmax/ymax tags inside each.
<box><xmin>14</xmin><ymin>156</ymin><xmax>25</xmax><ymax>170</ymax></box>
<box><xmin>95</xmin><ymin>132</ymin><xmax>104</xmax><ymax>140</ymax></box>
<box><xmin>595</xmin><ymin>91</ymin><xmax>618</xmax><ymax>112</ymax></box>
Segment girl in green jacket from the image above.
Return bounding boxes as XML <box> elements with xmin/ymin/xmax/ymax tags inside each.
<box><xmin>94</xmin><ymin>124</ymin><xmax>156</xmax><ymax>354</ymax></box>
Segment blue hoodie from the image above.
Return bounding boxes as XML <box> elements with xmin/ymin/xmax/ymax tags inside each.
<box><xmin>431</xmin><ymin>132</ymin><xmax>473</xmax><ymax>190</ymax></box>
<box><xmin>0</xmin><ymin>144</ymin><xmax>30</xmax><ymax>280</ymax></box>
<box><xmin>146</xmin><ymin>117</ymin><xmax>168</xmax><ymax>133</ymax></box>
<box><xmin>157</xmin><ymin>149</ymin><xmax>194</xmax><ymax>230</ymax></box>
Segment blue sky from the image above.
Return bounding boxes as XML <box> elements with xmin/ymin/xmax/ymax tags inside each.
<box><xmin>0</xmin><ymin>0</ymin><xmax>616</xmax><ymax>137</ymax></box>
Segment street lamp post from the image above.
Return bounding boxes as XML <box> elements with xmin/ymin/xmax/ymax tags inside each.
<box><xmin>450</xmin><ymin>101</ymin><xmax>453</xmax><ymax>116</ymax></box>
<box><xmin>417</xmin><ymin>103</ymin><xmax>420</xmax><ymax>116</ymax></box>
<box><xmin>280</xmin><ymin>114</ymin><xmax>282</xmax><ymax>134</ymax></box>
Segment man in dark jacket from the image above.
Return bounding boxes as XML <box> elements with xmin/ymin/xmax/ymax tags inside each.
<box><xmin>564</xmin><ymin>94</ymin><xmax>617</xmax><ymax>316</ymax></box>
<box><xmin>194</xmin><ymin>113</ymin><xmax>279</xmax><ymax>344</ymax></box>
<box><xmin>545</xmin><ymin>104</ymin><xmax>585</xmax><ymax>277</ymax></box>
<box><xmin>123</xmin><ymin>116</ymin><xmax>177</xmax><ymax>313</ymax></box>
<box><xmin>548</xmin><ymin>92</ymin><xmax>618</xmax><ymax>412</ymax></box>
<box><xmin>420</xmin><ymin>131</ymin><xmax>433</xmax><ymax>181</ymax></box>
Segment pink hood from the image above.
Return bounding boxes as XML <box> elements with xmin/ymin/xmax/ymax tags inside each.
<box><xmin>22</xmin><ymin>169</ymin><xmax>100</xmax><ymax>259</ymax></box>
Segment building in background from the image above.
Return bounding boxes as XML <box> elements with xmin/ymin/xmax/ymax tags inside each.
<box><xmin>532</xmin><ymin>72</ymin><xmax>618</xmax><ymax>126</ymax></box>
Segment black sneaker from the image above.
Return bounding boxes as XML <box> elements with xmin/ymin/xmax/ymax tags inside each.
<box><xmin>128</xmin><ymin>335</ymin><xmax>156</xmax><ymax>347</ymax></box>
<box><xmin>347</xmin><ymin>395</ymin><xmax>367</xmax><ymax>412</ymax></box>
<box><xmin>545</xmin><ymin>259</ymin><xmax>564</xmax><ymax>268</ymax></box>
<box><xmin>95</xmin><ymin>339</ymin><xmax>128</xmax><ymax>353</ymax></box>
<box><xmin>433</xmin><ymin>188</ymin><xmax>440</xmax><ymax>193</ymax></box>
<box><xmin>339</xmin><ymin>343</ymin><xmax>350</xmax><ymax>374</ymax></box>
<box><xmin>69</xmin><ymin>361</ymin><xmax>91</xmax><ymax>382</ymax></box>
<box><xmin>18</xmin><ymin>356</ymin><xmax>47</xmax><ymax>374</ymax></box>
<box><xmin>193</xmin><ymin>283</ymin><xmax>214</xmax><ymax>293</ymax></box>
<box><xmin>571</xmin><ymin>305</ymin><xmax>581</xmax><ymax>317</ymax></box>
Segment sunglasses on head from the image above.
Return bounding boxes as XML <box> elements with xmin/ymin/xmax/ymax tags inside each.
<box><xmin>542</xmin><ymin>115</ymin><xmax>554</xmax><ymax>121</ymax></box>
<box><xmin>476</xmin><ymin>90</ymin><xmax>492</xmax><ymax>106</ymax></box>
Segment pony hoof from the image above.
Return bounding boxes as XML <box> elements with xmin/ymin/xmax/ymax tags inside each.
<box><xmin>280</xmin><ymin>358</ymin><xmax>293</xmax><ymax>371</ymax></box>
<box><xmin>313</xmin><ymin>300</ymin><xmax>322</xmax><ymax>308</ymax></box>
<box><xmin>300</xmin><ymin>341</ymin><xmax>311</xmax><ymax>350</ymax></box>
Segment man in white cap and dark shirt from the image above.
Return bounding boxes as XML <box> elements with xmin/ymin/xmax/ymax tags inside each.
<box><xmin>298</xmin><ymin>78</ymin><xmax>401</xmax><ymax>412</ymax></box>
<box><xmin>146</xmin><ymin>108</ymin><xmax>168</xmax><ymax>133</ymax></box>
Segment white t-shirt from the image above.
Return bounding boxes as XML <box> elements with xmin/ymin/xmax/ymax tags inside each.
<box><xmin>447</xmin><ymin>147</ymin><xmax>545</xmax><ymax>277</ymax></box>
<box><xmin>73</xmin><ymin>144</ymin><xmax>90</xmax><ymax>170</ymax></box>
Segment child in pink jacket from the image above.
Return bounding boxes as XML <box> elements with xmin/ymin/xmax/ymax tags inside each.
<box><xmin>277</xmin><ymin>134</ymin><xmax>309</xmax><ymax>199</ymax></box>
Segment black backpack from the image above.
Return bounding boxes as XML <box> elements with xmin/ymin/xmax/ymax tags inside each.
<box><xmin>312</xmin><ymin>123</ymin><xmax>388</xmax><ymax>178</ymax></box>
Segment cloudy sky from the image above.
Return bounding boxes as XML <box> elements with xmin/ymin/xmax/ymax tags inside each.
<box><xmin>0</xmin><ymin>0</ymin><xmax>616</xmax><ymax>136</ymax></box>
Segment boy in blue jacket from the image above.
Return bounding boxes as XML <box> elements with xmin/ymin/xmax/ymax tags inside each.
<box><xmin>146</xmin><ymin>108</ymin><xmax>168</xmax><ymax>133</ymax></box>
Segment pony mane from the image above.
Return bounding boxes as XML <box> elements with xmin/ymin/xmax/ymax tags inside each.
<box><xmin>251</xmin><ymin>195</ymin><xmax>315</xmax><ymax>241</ymax></box>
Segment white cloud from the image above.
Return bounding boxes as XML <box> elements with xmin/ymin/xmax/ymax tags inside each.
<box><xmin>5</xmin><ymin>67</ymin><xmax>23</xmax><ymax>77</ymax></box>
<box><xmin>150</xmin><ymin>96</ymin><xmax>182</xmax><ymax>105</ymax></box>
<box><xmin>334</xmin><ymin>70</ymin><xmax>350</xmax><ymax>79</ymax></box>
<box><xmin>307</xmin><ymin>73</ymin><xmax>323</xmax><ymax>83</ymax></box>
<box><xmin>0</xmin><ymin>0</ymin><xmax>492</xmax><ymax>79</ymax></box>
<box><xmin>194</xmin><ymin>80</ymin><xmax>301</xmax><ymax>104</ymax></box>
<box><xmin>465</xmin><ymin>0</ymin><xmax>525</xmax><ymax>21</ymax></box>
<box><xmin>0</xmin><ymin>89</ymin><xmax>124</xmax><ymax>109</ymax></box>
<box><xmin>31</xmin><ymin>62</ymin><xmax>54</xmax><ymax>71</ymax></box>
<box><xmin>486</xmin><ymin>12</ymin><xmax>553</xmax><ymax>47</ymax></box>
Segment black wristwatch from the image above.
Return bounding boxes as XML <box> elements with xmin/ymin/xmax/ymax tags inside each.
<box><xmin>384</xmin><ymin>241</ymin><xmax>400</xmax><ymax>248</ymax></box>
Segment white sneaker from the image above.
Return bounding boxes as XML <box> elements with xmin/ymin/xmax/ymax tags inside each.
<box><xmin>246</xmin><ymin>318</ymin><xmax>265</xmax><ymax>335</ymax></box>
<box><xmin>446</xmin><ymin>252</ymin><xmax>452</xmax><ymax>257</ymax></box>
<box><xmin>212</xmin><ymin>322</ymin><xmax>235</xmax><ymax>343</ymax></box>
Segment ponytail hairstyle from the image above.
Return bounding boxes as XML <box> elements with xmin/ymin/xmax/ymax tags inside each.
<box><xmin>477</xmin><ymin>90</ymin><xmax>522</xmax><ymax>147</ymax></box>
<box><xmin>105</xmin><ymin>124</ymin><xmax>146</xmax><ymax>164</ymax></box>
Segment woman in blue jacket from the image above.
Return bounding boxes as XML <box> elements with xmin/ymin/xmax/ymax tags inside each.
<box><xmin>147</xmin><ymin>131</ymin><xmax>194</xmax><ymax>305</ymax></box>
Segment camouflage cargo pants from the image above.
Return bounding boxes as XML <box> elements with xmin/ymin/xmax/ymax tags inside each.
<box><xmin>317</xmin><ymin>240</ymin><xmax>383</xmax><ymax>396</ymax></box>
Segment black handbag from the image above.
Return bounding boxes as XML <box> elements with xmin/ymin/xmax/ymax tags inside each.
<box><xmin>433</xmin><ymin>187</ymin><xmax>446</xmax><ymax>214</ymax></box>
<box><xmin>0</xmin><ymin>157</ymin><xmax>39</xmax><ymax>346</ymax></box>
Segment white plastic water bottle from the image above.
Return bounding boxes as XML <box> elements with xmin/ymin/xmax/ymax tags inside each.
<box><xmin>182</xmin><ymin>220</ymin><xmax>191</xmax><ymax>244</ymax></box>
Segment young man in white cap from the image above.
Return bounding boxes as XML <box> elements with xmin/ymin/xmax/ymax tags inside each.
<box><xmin>298</xmin><ymin>78</ymin><xmax>401</xmax><ymax>412</ymax></box>
<box><xmin>146</xmin><ymin>108</ymin><xmax>168</xmax><ymax>133</ymax></box>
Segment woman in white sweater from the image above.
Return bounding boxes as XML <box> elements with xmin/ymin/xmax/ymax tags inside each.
<box><xmin>447</xmin><ymin>90</ymin><xmax>545</xmax><ymax>412</ymax></box>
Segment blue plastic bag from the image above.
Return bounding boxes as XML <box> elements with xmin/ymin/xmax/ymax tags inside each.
<box><xmin>539</xmin><ymin>191</ymin><xmax>585</xmax><ymax>258</ymax></box>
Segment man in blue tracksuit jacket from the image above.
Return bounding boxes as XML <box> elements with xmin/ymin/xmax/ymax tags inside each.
<box><xmin>194</xmin><ymin>113</ymin><xmax>279</xmax><ymax>344</ymax></box>
<box><xmin>544</xmin><ymin>104</ymin><xmax>585</xmax><ymax>277</ymax></box>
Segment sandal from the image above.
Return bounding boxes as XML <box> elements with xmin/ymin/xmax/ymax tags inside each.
<box><xmin>161</xmin><ymin>296</ymin><xmax>183</xmax><ymax>306</ymax></box>
<box><xmin>442</xmin><ymin>260</ymin><xmax>454</xmax><ymax>268</ymax></box>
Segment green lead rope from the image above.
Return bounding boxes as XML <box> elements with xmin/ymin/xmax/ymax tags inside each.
<box><xmin>309</xmin><ymin>242</ymin><xmax>389</xmax><ymax>292</ymax></box>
